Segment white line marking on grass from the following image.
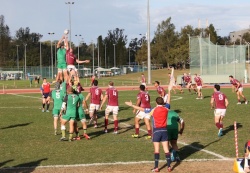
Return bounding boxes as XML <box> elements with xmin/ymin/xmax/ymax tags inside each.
<box><xmin>0</xmin><ymin>107</ymin><xmax>30</xmax><ymax>109</ymax></box>
<box><xmin>177</xmin><ymin>141</ymin><xmax>229</xmax><ymax>159</ymax></box>
<box><xmin>8</xmin><ymin>93</ymin><xmax>41</xmax><ymax>100</ymax></box>
<box><xmin>1</xmin><ymin>158</ymin><xmax>234</xmax><ymax>170</ymax></box>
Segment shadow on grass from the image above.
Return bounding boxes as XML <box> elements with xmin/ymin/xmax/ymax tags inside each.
<box><xmin>0</xmin><ymin>159</ymin><xmax>14</xmax><ymax>167</ymax></box>
<box><xmin>203</xmin><ymin>96</ymin><xmax>211</xmax><ymax>99</ymax></box>
<box><xmin>179</xmin><ymin>140</ymin><xmax>220</xmax><ymax>161</ymax></box>
<box><xmin>174</xmin><ymin>109</ymin><xmax>182</xmax><ymax>113</ymax></box>
<box><xmin>1</xmin><ymin>158</ymin><xmax>47</xmax><ymax>173</ymax></box>
<box><xmin>0</xmin><ymin>122</ymin><xmax>33</xmax><ymax>130</ymax></box>
<box><xmin>158</xmin><ymin>139</ymin><xmax>221</xmax><ymax>171</ymax></box>
<box><xmin>223</xmin><ymin>122</ymin><xmax>242</xmax><ymax>135</ymax></box>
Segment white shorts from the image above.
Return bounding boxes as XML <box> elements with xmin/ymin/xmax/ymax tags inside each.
<box><xmin>214</xmin><ymin>109</ymin><xmax>226</xmax><ymax>117</ymax></box>
<box><xmin>67</xmin><ymin>65</ymin><xmax>78</xmax><ymax>72</ymax></box>
<box><xmin>197</xmin><ymin>86</ymin><xmax>202</xmax><ymax>90</ymax></box>
<box><xmin>237</xmin><ymin>87</ymin><xmax>243</xmax><ymax>92</ymax></box>
<box><xmin>136</xmin><ymin>110</ymin><xmax>150</xmax><ymax>119</ymax></box>
<box><xmin>58</xmin><ymin>68</ymin><xmax>67</xmax><ymax>73</ymax></box>
<box><xmin>89</xmin><ymin>103</ymin><xmax>100</xmax><ymax>113</ymax></box>
<box><xmin>141</xmin><ymin>82</ymin><xmax>146</xmax><ymax>87</ymax></box>
<box><xmin>105</xmin><ymin>106</ymin><xmax>119</xmax><ymax>115</ymax></box>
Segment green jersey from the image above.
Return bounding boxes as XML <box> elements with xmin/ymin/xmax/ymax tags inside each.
<box><xmin>57</xmin><ymin>48</ymin><xmax>66</xmax><ymax>64</ymax></box>
<box><xmin>167</xmin><ymin>110</ymin><xmax>182</xmax><ymax>130</ymax></box>
<box><xmin>78</xmin><ymin>93</ymin><xmax>84</xmax><ymax>108</ymax></box>
<box><xmin>60</xmin><ymin>82</ymin><xmax>67</xmax><ymax>95</ymax></box>
<box><xmin>51</xmin><ymin>89</ymin><xmax>64</xmax><ymax>110</ymax></box>
<box><xmin>64</xmin><ymin>93</ymin><xmax>80</xmax><ymax>117</ymax></box>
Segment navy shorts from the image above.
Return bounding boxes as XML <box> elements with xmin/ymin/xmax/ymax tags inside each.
<box><xmin>43</xmin><ymin>93</ymin><xmax>50</xmax><ymax>99</ymax></box>
<box><xmin>153</xmin><ymin>128</ymin><xmax>168</xmax><ymax>142</ymax></box>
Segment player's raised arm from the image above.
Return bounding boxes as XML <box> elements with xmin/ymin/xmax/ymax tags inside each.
<box><xmin>57</xmin><ymin>35</ymin><xmax>65</xmax><ymax>48</ymax></box>
<box><xmin>125</xmin><ymin>101</ymin><xmax>144</xmax><ymax>112</ymax></box>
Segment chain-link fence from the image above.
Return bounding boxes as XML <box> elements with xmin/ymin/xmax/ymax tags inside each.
<box><xmin>189</xmin><ymin>36</ymin><xmax>246</xmax><ymax>82</ymax></box>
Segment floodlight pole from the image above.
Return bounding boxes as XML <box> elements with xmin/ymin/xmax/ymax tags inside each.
<box><xmin>48</xmin><ymin>32</ymin><xmax>55</xmax><ymax>79</ymax></box>
<box><xmin>147</xmin><ymin>0</ymin><xmax>151</xmax><ymax>84</ymax></box>
<box><xmin>65</xmin><ymin>1</ymin><xmax>74</xmax><ymax>48</ymax></box>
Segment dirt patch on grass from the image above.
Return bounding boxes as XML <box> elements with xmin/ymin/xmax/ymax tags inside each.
<box><xmin>1</xmin><ymin>160</ymin><xmax>234</xmax><ymax>173</ymax></box>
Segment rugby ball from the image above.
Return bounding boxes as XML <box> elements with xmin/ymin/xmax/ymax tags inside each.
<box><xmin>64</xmin><ymin>29</ymin><xmax>69</xmax><ymax>35</ymax></box>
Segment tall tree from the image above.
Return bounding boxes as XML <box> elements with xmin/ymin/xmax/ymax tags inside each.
<box><xmin>0</xmin><ymin>15</ymin><xmax>11</xmax><ymax>66</ymax></box>
<box><xmin>151</xmin><ymin>17</ymin><xmax>178</xmax><ymax>67</ymax></box>
<box><xmin>104</xmin><ymin>28</ymin><xmax>127</xmax><ymax>67</ymax></box>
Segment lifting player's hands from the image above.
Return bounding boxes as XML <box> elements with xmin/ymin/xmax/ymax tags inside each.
<box><xmin>84</xmin><ymin>60</ymin><xmax>90</xmax><ymax>63</ymax></box>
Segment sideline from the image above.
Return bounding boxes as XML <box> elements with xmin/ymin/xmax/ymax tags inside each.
<box><xmin>1</xmin><ymin>159</ymin><xmax>234</xmax><ymax>170</ymax></box>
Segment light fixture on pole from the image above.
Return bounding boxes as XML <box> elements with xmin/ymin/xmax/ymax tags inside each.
<box><xmin>24</xmin><ymin>43</ymin><xmax>27</xmax><ymax>77</ymax></box>
<box><xmin>54</xmin><ymin>42</ymin><xmax>57</xmax><ymax>68</ymax></box>
<box><xmin>38</xmin><ymin>34</ymin><xmax>43</xmax><ymax>76</ymax></box>
<box><xmin>128</xmin><ymin>46</ymin><xmax>131</xmax><ymax>67</ymax></box>
<box><xmin>104</xmin><ymin>44</ymin><xmax>107</xmax><ymax>68</ymax></box>
<box><xmin>65</xmin><ymin>1</ymin><xmax>74</xmax><ymax>48</ymax></box>
<box><xmin>92</xmin><ymin>42</ymin><xmax>95</xmax><ymax>75</ymax></box>
<box><xmin>40</xmin><ymin>41</ymin><xmax>42</xmax><ymax>76</ymax></box>
<box><xmin>48</xmin><ymin>32</ymin><xmax>55</xmax><ymax>79</ymax></box>
<box><xmin>16</xmin><ymin>45</ymin><xmax>19</xmax><ymax>72</ymax></box>
<box><xmin>113</xmin><ymin>43</ymin><xmax>116</xmax><ymax>67</ymax></box>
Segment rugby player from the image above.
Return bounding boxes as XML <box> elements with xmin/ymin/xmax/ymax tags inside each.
<box><xmin>74</xmin><ymin>84</ymin><xmax>90</xmax><ymax>140</ymax></box>
<box><xmin>59</xmin><ymin>86</ymin><xmax>80</xmax><ymax>141</ymax></box>
<box><xmin>194</xmin><ymin>74</ymin><xmax>203</xmax><ymax>99</ymax></box>
<box><xmin>56</xmin><ymin>35</ymin><xmax>69</xmax><ymax>82</ymax></box>
<box><xmin>183</xmin><ymin>73</ymin><xmax>197</xmax><ymax>94</ymax></box>
<box><xmin>240</xmin><ymin>140</ymin><xmax>250</xmax><ymax>172</ymax></box>
<box><xmin>51</xmin><ymin>82</ymin><xmax>65</xmax><ymax>135</ymax></box>
<box><xmin>100</xmin><ymin>81</ymin><xmax>119</xmax><ymax>134</ymax></box>
<box><xmin>154</xmin><ymin>81</ymin><xmax>168</xmax><ymax>105</ymax></box>
<box><xmin>40</xmin><ymin>78</ymin><xmax>51</xmax><ymax>112</ymax></box>
<box><xmin>210</xmin><ymin>84</ymin><xmax>229</xmax><ymax>137</ymax></box>
<box><xmin>125</xmin><ymin>97</ymin><xmax>172</xmax><ymax>172</ymax></box>
<box><xmin>229</xmin><ymin>75</ymin><xmax>248</xmax><ymax>104</ymax></box>
<box><xmin>131</xmin><ymin>84</ymin><xmax>152</xmax><ymax>139</ymax></box>
<box><xmin>85</xmin><ymin>80</ymin><xmax>103</xmax><ymax>128</ymax></box>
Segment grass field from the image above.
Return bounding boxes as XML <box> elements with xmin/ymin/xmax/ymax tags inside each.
<box><xmin>1</xmin><ymin>69</ymin><xmax>250</xmax><ymax>172</ymax></box>
<box><xmin>0</xmin><ymin>68</ymin><xmax>189</xmax><ymax>89</ymax></box>
<box><xmin>1</xmin><ymin>85</ymin><xmax>250</xmax><ymax>171</ymax></box>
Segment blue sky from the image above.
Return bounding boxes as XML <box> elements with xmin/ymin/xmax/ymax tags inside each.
<box><xmin>1</xmin><ymin>0</ymin><xmax>250</xmax><ymax>45</ymax></box>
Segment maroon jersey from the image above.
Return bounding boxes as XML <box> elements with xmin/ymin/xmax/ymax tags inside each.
<box><xmin>106</xmin><ymin>87</ymin><xmax>118</xmax><ymax>106</ymax></box>
<box><xmin>156</xmin><ymin>86</ymin><xmax>166</xmax><ymax>96</ymax></box>
<box><xmin>66</xmin><ymin>50</ymin><xmax>76</xmax><ymax>65</ymax></box>
<box><xmin>137</xmin><ymin>91</ymin><xmax>151</xmax><ymax>108</ymax></box>
<box><xmin>184</xmin><ymin>75</ymin><xmax>191</xmax><ymax>83</ymax></box>
<box><xmin>90</xmin><ymin>86</ymin><xmax>102</xmax><ymax>104</ymax></box>
<box><xmin>194</xmin><ymin>76</ymin><xmax>202</xmax><ymax>86</ymax></box>
<box><xmin>211</xmin><ymin>91</ymin><xmax>227</xmax><ymax>109</ymax></box>
<box><xmin>230</xmin><ymin>79</ymin><xmax>242</xmax><ymax>88</ymax></box>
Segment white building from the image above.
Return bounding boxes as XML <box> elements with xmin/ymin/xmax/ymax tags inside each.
<box><xmin>230</xmin><ymin>28</ymin><xmax>250</xmax><ymax>43</ymax></box>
